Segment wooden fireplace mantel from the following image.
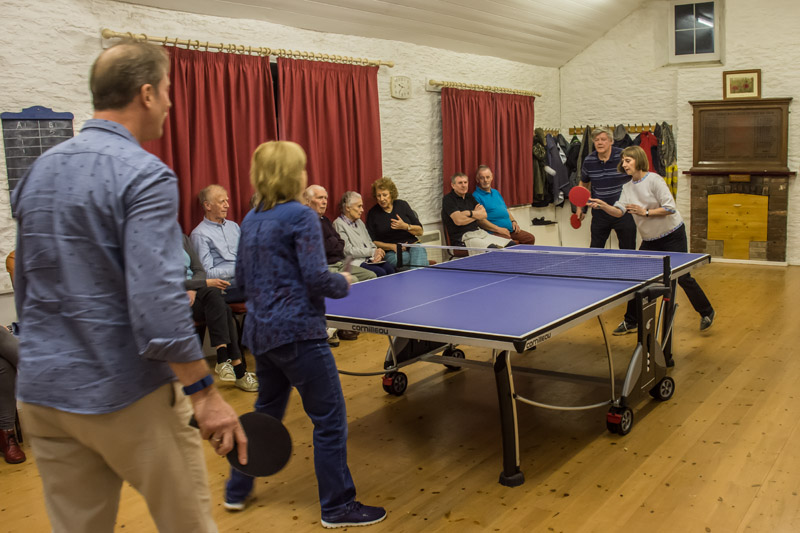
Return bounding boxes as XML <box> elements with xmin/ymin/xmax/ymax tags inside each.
<box><xmin>684</xmin><ymin>169</ymin><xmax>796</xmax><ymax>177</ymax></box>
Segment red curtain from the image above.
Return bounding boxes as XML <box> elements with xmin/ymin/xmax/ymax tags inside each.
<box><xmin>144</xmin><ymin>47</ymin><xmax>278</xmax><ymax>232</ymax></box>
<box><xmin>441</xmin><ymin>88</ymin><xmax>495</xmax><ymax>196</ymax></box>
<box><xmin>278</xmin><ymin>58</ymin><xmax>382</xmax><ymax>216</ymax></box>
<box><xmin>493</xmin><ymin>93</ymin><xmax>535</xmax><ymax>206</ymax></box>
<box><xmin>441</xmin><ymin>88</ymin><xmax>535</xmax><ymax>205</ymax></box>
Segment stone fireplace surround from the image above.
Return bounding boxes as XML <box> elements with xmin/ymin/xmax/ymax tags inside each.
<box><xmin>688</xmin><ymin>171</ymin><xmax>790</xmax><ymax>262</ymax></box>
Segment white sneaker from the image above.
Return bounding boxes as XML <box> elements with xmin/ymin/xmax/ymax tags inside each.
<box><xmin>235</xmin><ymin>372</ymin><xmax>259</xmax><ymax>392</ymax></box>
<box><xmin>223</xmin><ymin>500</ymin><xmax>246</xmax><ymax>512</ymax></box>
<box><xmin>215</xmin><ymin>361</ymin><xmax>235</xmax><ymax>382</ymax></box>
<box><xmin>223</xmin><ymin>491</ymin><xmax>253</xmax><ymax>512</ymax></box>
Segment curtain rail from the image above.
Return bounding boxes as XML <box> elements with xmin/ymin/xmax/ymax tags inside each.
<box><xmin>101</xmin><ymin>29</ymin><xmax>394</xmax><ymax>68</ymax></box>
<box><xmin>428</xmin><ymin>79</ymin><xmax>541</xmax><ymax>97</ymax></box>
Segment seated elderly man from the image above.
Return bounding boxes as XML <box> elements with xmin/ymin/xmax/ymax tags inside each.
<box><xmin>304</xmin><ymin>185</ymin><xmax>375</xmax><ymax>345</ymax></box>
<box><xmin>473</xmin><ymin>165</ymin><xmax>536</xmax><ymax>245</ymax></box>
<box><xmin>442</xmin><ymin>172</ymin><xmax>513</xmax><ymax>251</ymax></box>
<box><xmin>0</xmin><ymin>327</ymin><xmax>24</xmax><ymax>464</ymax></box>
<box><xmin>190</xmin><ymin>184</ymin><xmax>244</xmax><ymax>302</ymax></box>
<box><xmin>333</xmin><ymin>191</ymin><xmax>395</xmax><ymax>278</ymax></box>
<box><xmin>183</xmin><ymin>235</ymin><xmax>258</xmax><ymax>391</ymax></box>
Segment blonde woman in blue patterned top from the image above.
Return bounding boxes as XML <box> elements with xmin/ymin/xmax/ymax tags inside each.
<box><xmin>223</xmin><ymin>140</ymin><xmax>387</xmax><ymax>528</ymax></box>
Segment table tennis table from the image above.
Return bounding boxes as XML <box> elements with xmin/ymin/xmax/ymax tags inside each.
<box><xmin>326</xmin><ymin>245</ymin><xmax>710</xmax><ymax>486</ymax></box>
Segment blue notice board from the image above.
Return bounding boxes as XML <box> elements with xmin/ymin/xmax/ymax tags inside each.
<box><xmin>2</xmin><ymin>106</ymin><xmax>75</xmax><ymax>212</ymax></box>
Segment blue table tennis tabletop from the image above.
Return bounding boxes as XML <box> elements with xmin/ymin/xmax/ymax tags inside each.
<box><xmin>326</xmin><ymin>245</ymin><xmax>710</xmax><ymax>353</ymax></box>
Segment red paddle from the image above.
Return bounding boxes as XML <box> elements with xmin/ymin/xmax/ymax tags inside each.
<box><xmin>190</xmin><ymin>412</ymin><xmax>292</xmax><ymax>477</ymax></box>
<box><xmin>568</xmin><ymin>186</ymin><xmax>591</xmax><ymax>207</ymax></box>
<box><xmin>570</xmin><ymin>213</ymin><xmax>582</xmax><ymax>229</ymax></box>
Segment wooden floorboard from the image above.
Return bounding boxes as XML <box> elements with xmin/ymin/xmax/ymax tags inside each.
<box><xmin>2</xmin><ymin>262</ymin><xmax>800</xmax><ymax>532</ymax></box>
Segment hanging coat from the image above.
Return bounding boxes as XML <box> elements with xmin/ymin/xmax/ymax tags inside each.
<box><xmin>532</xmin><ymin>128</ymin><xmax>550</xmax><ymax>207</ymax></box>
<box><xmin>557</xmin><ymin>134</ymin><xmax>570</xmax><ymax>163</ymax></box>
<box><xmin>546</xmin><ymin>133</ymin><xmax>570</xmax><ymax>206</ymax></box>
<box><xmin>613</xmin><ymin>124</ymin><xmax>634</xmax><ymax>149</ymax></box>
<box><xmin>576</xmin><ymin>126</ymin><xmax>593</xmax><ymax>183</ymax></box>
<box><xmin>634</xmin><ymin>131</ymin><xmax>658</xmax><ymax>173</ymax></box>
<box><xmin>652</xmin><ymin>124</ymin><xmax>666</xmax><ymax>176</ymax></box>
<box><xmin>659</xmin><ymin>122</ymin><xmax>678</xmax><ymax>198</ymax></box>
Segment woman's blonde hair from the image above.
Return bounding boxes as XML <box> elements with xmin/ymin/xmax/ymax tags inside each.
<box><xmin>250</xmin><ymin>141</ymin><xmax>307</xmax><ymax>211</ymax></box>
<box><xmin>617</xmin><ymin>145</ymin><xmax>650</xmax><ymax>174</ymax></box>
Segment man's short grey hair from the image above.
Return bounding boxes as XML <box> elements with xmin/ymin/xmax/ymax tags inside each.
<box><xmin>339</xmin><ymin>191</ymin><xmax>362</xmax><ymax>214</ymax></box>
<box><xmin>197</xmin><ymin>184</ymin><xmax>226</xmax><ymax>207</ymax></box>
<box><xmin>591</xmin><ymin>127</ymin><xmax>614</xmax><ymax>142</ymax></box>
<box><xmin>303</xmin><ymin>185</ymin><xmax>326</xmax><ymax>203</ymax></box>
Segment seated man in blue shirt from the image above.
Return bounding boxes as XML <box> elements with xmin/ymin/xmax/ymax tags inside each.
<box><xmin>190</xmin><ymin>184</ymin><xmax>244</xmax><ymax>302</ymax></box>
<box><xmin>472</xmin><ymin>165</ymin><xmax>536</xmax><ymax>245</ymax></box>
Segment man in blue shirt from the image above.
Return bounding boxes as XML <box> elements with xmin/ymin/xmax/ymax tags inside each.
<box><xmin>191</xmin><ymin>184</ymin><xmax>245</xmax><ymax>302</ymax></box>
<box><xmin>472</xmin><ymin>165</ymin><xmax>536</xmax><ymax>245</ymax></box>
<box><xmin>578</xmin><ymin>127</ymin><xmax>637</xmax><ymax>335</ymax></box>
<box><xmin>14</xmin><ymin>40</ymin><xmax>245</xmax><ymax>532</ymax></box>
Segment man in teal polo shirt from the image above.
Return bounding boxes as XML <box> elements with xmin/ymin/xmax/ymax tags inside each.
<box><xmin>473</xmin><ymin>165</ymin><xmax>536</xmax><ymax>245</ymax></box>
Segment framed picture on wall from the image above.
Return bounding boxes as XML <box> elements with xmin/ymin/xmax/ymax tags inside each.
<box><xmin>722</xmin><ymin>69</ymin><xmax>761</xmax><ymax>100</ymax></box>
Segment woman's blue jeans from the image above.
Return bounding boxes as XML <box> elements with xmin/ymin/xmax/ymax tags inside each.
<box><xmin>225</xmin><ymin>338</ymin><xmax>356</xmax><ymax>519</ymax></box>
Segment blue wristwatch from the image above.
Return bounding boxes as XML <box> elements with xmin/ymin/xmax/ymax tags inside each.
<box><xmin>183</xmin><ymin>374</ymin><xmax>214</xmax><ymax>395</ymax></box>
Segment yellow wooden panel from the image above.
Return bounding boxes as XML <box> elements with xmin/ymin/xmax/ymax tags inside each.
<box><xmin>722</xmin><ymin>239</ymin><xmax>751</xmax><ymax>259</ymax></box>
<box><xmin>707</xmin><ymin>193</ymin><xmax>768</xmax><ymax>260</ymax></box>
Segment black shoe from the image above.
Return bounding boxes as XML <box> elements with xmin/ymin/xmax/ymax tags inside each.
<box><xmin>338</xmin><ymin>330</ymin><xmax>359</xmax><ymax>341</ymax></box>
<box><xmin>700</xmin><ymin>310</ymin><xmax>715</xmax><ymax>331</ymax></box>
<box><xmin>321</xmin><ymin>501</ymin><xmax>387</xmax><ymax>529</ymax></box>
<box><xmin>612</xmin><ymin>321</ymin><xmax>638</xmax><ymax>336</ymax></box>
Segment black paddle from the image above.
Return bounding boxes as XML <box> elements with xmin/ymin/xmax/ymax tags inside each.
<box><xmin>190</xmin><ymin>411</ymin><xmax>292</xmax><ymax>476</ymax></box>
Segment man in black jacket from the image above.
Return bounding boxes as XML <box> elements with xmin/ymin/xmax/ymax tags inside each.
<box><xmin>303</xmin><ymin>185</ymin><xmax>374</xmax><ymax>344</ymax></box>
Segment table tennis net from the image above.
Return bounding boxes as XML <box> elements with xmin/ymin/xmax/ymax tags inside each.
<box><xmin>411</xmin><ymin>245</ymin><xmax>670</xmax><ymax>283</ymax></box>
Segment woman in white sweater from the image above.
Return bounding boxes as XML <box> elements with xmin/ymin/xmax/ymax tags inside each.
<box><xmin>333</xmin><ymin>191</ymin><xmax>396</xmax><ymax>277</ymax></box>
<box><xmin>588</xmin><ymin>146</ymin><xmax>715</xmax><ymax>333</ymax></box>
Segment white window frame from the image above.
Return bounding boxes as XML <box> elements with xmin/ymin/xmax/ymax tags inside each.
<box><xmin>668</xmin><ymin>0</ymin><xmax>724</xmax><ymax>64</ymax></box>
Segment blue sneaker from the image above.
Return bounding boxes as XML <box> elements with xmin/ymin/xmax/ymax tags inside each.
<box><xmin>321</xmin><ymin>501</ymin><xmax>387</xmax><ymax>528</ymax></box>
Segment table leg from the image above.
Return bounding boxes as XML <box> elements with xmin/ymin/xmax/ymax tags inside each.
<box><xmin>493</xmin><ymin>350</ymin><xmax>524</xmax><ymax>487</ymax></box>
<box><xmin>662</xmin><ymin>279</ymin><xmax>677</xmax><ymax>365</ymax></box>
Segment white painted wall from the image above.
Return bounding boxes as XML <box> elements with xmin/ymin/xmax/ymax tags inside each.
<box><xmin>561</xmin><ymin>0</ymin><xmax>800</xmax><ymax>263</ymax></box>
